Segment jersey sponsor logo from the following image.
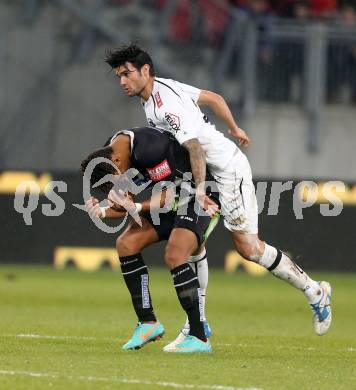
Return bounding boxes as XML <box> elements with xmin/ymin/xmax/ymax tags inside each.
<box><xmin>155</xmin><ymin>92</ymin><xmax>163</xmax><ymax>108</ymax></box>
<box><xmin>146</xmin><ymin>159</ymin><xmax>172</xmax><ymax>181</ymax></box>
<box><xmin>147</xmin><ymin>118</ymin><xmax>157</xmax><ymax>127</ymax></box>
<box><xmin>165</xmin><ymin>112</ymin><xmax>180</xmax><ymax>132</ymax></box>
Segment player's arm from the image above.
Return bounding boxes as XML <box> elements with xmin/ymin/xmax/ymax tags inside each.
<box><xmin>182</xmin><ymin>138</ymin><xmax>206</xmax><ymax>196</ymax></box>
<box><xmin>108</xmin><ymin>186</ymin><xmax>175</xmax><ymax>214</ymax></box>
<box><xmin>159</xmin><ymin>90</ymin><xmax>218</xmax><ymax>215</ymax></box>
<box><xmin>104</xmin><ymin>207</ymin><xmax>127</xmax><ymax>218</ymax></box>
<box><xmin>141</xmin><ymin>186</ymin><xmax>175</xmax><ymax>212</ymax></box>
<box><xmin>161</xmin><ymin>100</ymin><xmax>209</xmax><ymax>209</ymax></box>
<box><xmin>108</xmin><ymin>181</ymin><xmax>218</xmax><ymax>217</ymax></box>
<box><xmin>197</xmin><ymin>90</ymin><xmax>250</xmax><ymax>147</ymax></box>
<box><xmin>182</xmin><ymin>138</ymin><xmax>219</xmax><ymax>216</ymax></box>
<box><xmin>86</xmin><ymin>196</ymin><xmax>127</xmax><ymax>219</ymax></box>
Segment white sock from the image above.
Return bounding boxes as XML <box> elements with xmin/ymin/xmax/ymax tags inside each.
<box><xmin>182</xmin><ymin>248</ymin><xmax>209</xmax><ymax>330</ymax></box>
<box><xmin>258</xmin><ymin>243</ymin><xmax>278</xmax><ymax>268</ymax></box>
<box><xmin>258</xmin><ymin>244</ymin><xmax>321</xmax><ymax>304</ymax></box>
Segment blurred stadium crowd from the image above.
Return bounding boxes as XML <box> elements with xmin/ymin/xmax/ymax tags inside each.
<box><xmin>105</xmin><ymin>0</ymin><xmax>356</xmax><ymax>104</ymax></box>
<box><xmin>109</xmin><ymin>0</ymin><xmax>356</xmax><ymax>42</ymax></box>
<box><xmin>1</xmin><ymin>0</ymin><xmax>354</xmax><ymax>188</ymax></box>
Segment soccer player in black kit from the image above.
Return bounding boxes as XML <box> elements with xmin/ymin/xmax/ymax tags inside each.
<box><xmin>81</xmin><ymin>126</ymin><xmax>220</xmax><ymax>353</ymax></box>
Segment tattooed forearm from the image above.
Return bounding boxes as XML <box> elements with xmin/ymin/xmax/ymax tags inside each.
<box><xmin>182</xmin><ymin>138</ymin><xmax>206</xmax><ymax>193</ymax></box>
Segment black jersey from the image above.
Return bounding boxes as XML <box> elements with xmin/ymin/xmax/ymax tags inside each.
<box><xmin>105</xmin><ymin>126</ymin><xmax>220</xmax><ymax>244</ymax></box>
<box><xmin>106</xmin><ymin>126</ymin><xmax>213</xmax><ymax>187</ymax></box>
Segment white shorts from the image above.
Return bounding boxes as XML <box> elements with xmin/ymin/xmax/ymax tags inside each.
<box><xmin>212</xmin><ymin>149</ymin><xmax>258</xmax><ymax>234</ymax></box>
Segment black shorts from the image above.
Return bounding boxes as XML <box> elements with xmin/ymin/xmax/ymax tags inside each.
<box><xmin>141</xmin><ymin>200</ymin><xmax>220</xmax><ymax>246</ymax></box>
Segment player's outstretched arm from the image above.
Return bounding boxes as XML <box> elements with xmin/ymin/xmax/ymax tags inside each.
<box><xmin>197</xmin><ymin>90</ymin><xmax>250</xmax><ymax>147</ymax></box>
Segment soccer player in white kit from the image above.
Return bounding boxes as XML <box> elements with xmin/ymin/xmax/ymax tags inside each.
<box><xmin>105</xmin><ymin>44</ymin><xmax>332</xmax><ymax>352</ymax></box>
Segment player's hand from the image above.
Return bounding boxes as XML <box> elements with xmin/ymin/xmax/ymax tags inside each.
<box><xmin>108</xmin><ymin>189</ymin><xmax>136</xmax><ymax>214</ymax></box>
<box><xmin>108</xmin><ymin>189</ymin><xmax>142</xmax><ymax>226</ymax></box>
<box><xmin>85</xmin><ymin>196</ymin><xmax>106</xmax><ymax>219</ymax></box>
<box><xmin>228</xmin><ymin>127</ymin><xmax>250</xmax><ymax>147</ymax></box>
<box><xmin>196</xmin><ymin>191</ymin><xmax>220</xmax><ymax>218</ymax></box>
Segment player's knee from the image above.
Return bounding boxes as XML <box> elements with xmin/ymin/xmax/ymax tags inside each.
<box><xmin>235</xmin><ymin>239</ymin><xmax>264</xmax><ymax>263</ymax></box>
<box><xmin>165</xmin><ymin>242</ymin><xmax>187</xmax><ymax>269</ymax></box>
<box><xmin>116</xmin><ymin>235</ymin><xmax>140</xmax><ymax>257</ymax></box>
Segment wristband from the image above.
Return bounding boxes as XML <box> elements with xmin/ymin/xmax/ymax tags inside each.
<box><xmin>99</xmin><ymin>206</ymin><xmax>109</xmax><ymax>218</ymax></box>
<box><xmin>135</xmin><ymin>203</ymin><xmax>143</xmax><ymax>213</ymax></box>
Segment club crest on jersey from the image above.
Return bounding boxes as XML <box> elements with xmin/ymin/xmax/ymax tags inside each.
<box><xmin>155</xmin><ymin>92</ymin><xmax>163</xmax><ymax>108</ymax></box>
<box><xmin>147</xmin><ymin>159</ymin><xmax>172</xmax><ymax>181</ymax></box>
<box><xmin>165</xmin><ymin>112</ymin><xmax>180</xmax><ymax>132</ymax></box>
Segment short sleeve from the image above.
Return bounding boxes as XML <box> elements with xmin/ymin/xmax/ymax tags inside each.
<box><xmin>175</xmin><ymin>81</ymin><xmax>201</xmax><ymax>104</ymax></box>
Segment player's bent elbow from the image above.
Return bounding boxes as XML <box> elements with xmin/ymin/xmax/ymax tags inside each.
<box><xmin>199</xmin><ymin>90</ymin><xmax>224</xmax><ymax>107</ymax></box>
<box><xmin>183</xmin><ymin>138</ymin><xmax>204</xmax><ymax>156</ymax></box>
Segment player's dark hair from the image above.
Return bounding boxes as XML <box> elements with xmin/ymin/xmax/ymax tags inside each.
<box><xmin>80</xmin><ymin>146</ymin><xmax>116</xmax><ymax>194</ymax></box>
<box><xmin>104</xmin><ymin>44</ymin><xmax>155</xmax><ymax>76</ymax></box>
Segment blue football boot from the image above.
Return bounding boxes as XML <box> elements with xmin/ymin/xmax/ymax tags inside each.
<box><xmin>122</xmin><ymin>321</ymin><xmax>165</xmax><ymax>350</ymax></box>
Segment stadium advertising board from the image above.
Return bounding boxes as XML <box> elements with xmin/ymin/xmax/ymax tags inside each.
<box><xmin>0</xmin><ymin>171</ymin><xmax>355</xmax><ymax>271</ymax></box>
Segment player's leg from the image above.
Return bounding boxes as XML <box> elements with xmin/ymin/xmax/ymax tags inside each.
<box><xmin>116</xmin><ymin>218</ymin><xmax>164</xmax><ymax>349</ymax></box>
<box><xmin>163</xmin><ymin>203</ymin><xmax>219</xmax><ymax>352</ymax></box>
<box><xmin>189</xmin><ymin>250</ymin><xmax>209</xmax><ymax>315</ymax></box>
<box><xmin>163</xmin><ymin>245</ymin><xmax>211</xmax><ymax>351</ymax></box>
<box><xmin>189</xmin><ymin>246</ymin><xmax>211</xmax><ymax>335</ymax></box>
<box><xmin>180</xmin><ymin>204</ymin><xmax>220</xmax><ymax>339</ymax></box>
<box><xmin>230</xmin><ymin>231</ymin><xmax>322</xmax><ymax>301</ymax></box>
<box><xmin>219</xmin><ymin>151</ymin><xmax>332</xmax><ymax>335</ymax></box>
<box><xmin>164</xmin><ymin>228</ymin><xmax>211</xmax><ymax>352</ymax></box>
<box><xmin>229</xmin><ymin>231</ymin><xmax>332</xmax><ymax>335</ymax></box>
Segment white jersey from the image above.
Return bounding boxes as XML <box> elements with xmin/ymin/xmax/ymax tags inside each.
<box><xmin>141</xmin><ymin>77</ymin><xmax>238</xmax><ymax>172</ymax></box>
<box><xmin>141</xmin><ymin>77</ymin><xmax>258</xmax><ymax>234</ymax></box>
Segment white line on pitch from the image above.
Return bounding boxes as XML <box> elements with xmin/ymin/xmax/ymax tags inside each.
<box><xmin>0</xmin><ymin>370</ymin><xmax>263</xmax><ymax>390</ymax></box>
<box><xmin>2</xmin><ymin>334</ymin><xmax>118</xmax><ymax>341</ymax></box>
<box><xmin>216</xmin><ymin>343</ymin><xmax>233</xmax><ymax>346</ymax></box>
<box><xmin>3</xmin><ymin>334</ymin><xmax>232</xmax><ymax>347</ymax></box>
<box><xmin>2</xmin><ymin>334</ymin><xmax>353</xmax><ymax>353</ymax></box>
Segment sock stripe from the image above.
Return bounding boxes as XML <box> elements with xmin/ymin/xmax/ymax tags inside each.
<box><xmin>121</xmin><ymin>265</ymin><xmax>147</xmax><ymax>276</ymax></box>
<box><xmin>267</xmin><ymin>249</ymin><xmax>282</xmax><ymax>271</ymax></box>
<box><xmin>174</xmin><ymin>276</ymin><xmax>198</xmax><ymax>288</ymax></box>
<box><xmin>188</xmin><ymin>254</ymin><xmax>207</xmax><ymax>264</ymax></box>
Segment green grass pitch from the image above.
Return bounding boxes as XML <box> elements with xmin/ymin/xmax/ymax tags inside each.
<box><xmin>0</xmin><ymin>265</ymin><xmax>355</xmax><ymax>390</ymax></box>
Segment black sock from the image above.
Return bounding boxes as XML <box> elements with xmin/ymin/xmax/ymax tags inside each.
<box><xmin>120</xmin><ymin>254</ymin><xmax>156</xmax><ymax>323</ymax></box>
<box><xmin>171</xmin><ymin>264</ymin><xmax>206</xmax><ymax>341</ymax></box>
